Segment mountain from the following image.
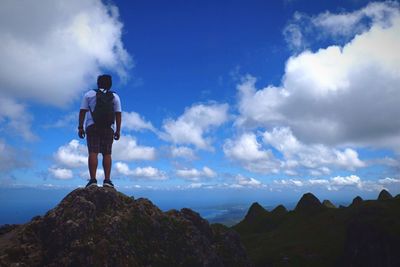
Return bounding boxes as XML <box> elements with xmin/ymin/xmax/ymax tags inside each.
<box><xmin>234</xmin><ymin>190</ymin><xmax>400</xmax><ymax>267</ymax></box>
<box><xmin>243</xmin><ymin>202</ymin><xmax>269</xmax><ymax>222</ymax></box>
<box><xmin>271</xmin><ymin>204</ymin><xmax>288</xmax><ymax>216</ymax></box>
<box><xmin>233</xmin><ymin>202</ymin><xmax>289</xmax><ymax>235</ymax></box>
<box><xmin>378</xmin><ymin>189</ymin><xmax>393</xmax><ymax>201</ymax></box>
<box><xmin>350</xmin><ymin>196</ymin><xmax>363</xmax><ymax>207</ymax></box>
<box><xmin>322</xmin><ymin>199</ymin><xmax>336</xmax><ymax>209</ymax></box>
<box><xmin>0</xmin><ymin>187</ymin><xmax>251</xmax><ymax>267</ymax></box>
<box><xmin>294</xmin><ymin>192</ymin><xmax>325</xmax><ymax>213</ymax></box>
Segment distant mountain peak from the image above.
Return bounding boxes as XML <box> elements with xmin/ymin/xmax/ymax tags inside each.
<box><xmin>350</xmin><ymin>196</ymin><xmax>363</xmax><ymax>207</ymax></box>
<box><xmin>271</xmin><ymin>204</ymin><xmax>288</xmax><ymax>215</ymax></box>
<box><xmin>295</xmin><ymin>192</ymin><xmax>324</xmax><ymax>213</ymax></box>
<box><xmin>0</xmin><ymin>187</ymin><xmax>251</xmax><ymax>266</ymax></box>
<box><xmin>245</xmin><ymin>202</ymin><xmax>269</xmax><ymax>221</ymax></box>
<box><xmin>378</xmin><ymin>189</ymin><xmax>393</xmax><ymax>201</ymax></box>
<box><xmin>322</xmin><ymin>199</ymin><xmax>336</xmax><ymax>209</ymax></box>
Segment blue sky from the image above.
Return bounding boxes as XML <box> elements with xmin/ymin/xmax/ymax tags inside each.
<box><xmin>1</xmin><ymin>0</ymin><xmax>400</xmax><ymax>208</ymax></box>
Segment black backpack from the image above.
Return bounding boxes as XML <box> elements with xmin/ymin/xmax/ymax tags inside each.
<box><xmin>89</xmin><ymin>89</ymin><xmax>115</xmax><ymax>128</ymax></box>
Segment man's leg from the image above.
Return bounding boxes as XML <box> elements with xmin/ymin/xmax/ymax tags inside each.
<box><xmin>103</xmin><ymin>154</ymin><xmax>112</xmax><ymax>180</ymax></box>
<box><xmin>88</xmin><ymin>152</ymin><xmax>98</xmax><ymax>179</ymax></box>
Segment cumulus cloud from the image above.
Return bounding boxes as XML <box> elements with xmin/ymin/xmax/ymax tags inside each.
<box><xmin>331</xmin><ymin>175</ymin><xmax>361</xmax><ymax>187</ymax></box>
<box><xmin>223</xmin><ymin>128</ymin><xmax>363</xmax><ymax>175</ymax></box>
<box><xmin>308</xmin><ymin>179</ymin><xmax>330</xmax><ymax>185</ymax></box>
<box><xmin>115</xmin><ymin>162</ymin><xmax>167</xmax><ymax>180</ymax></box>
<box><xmin>274</xmin><ymin>175</ymin><xmax>366</xmax><ymax>191</ymax></box>
<box><xmin>237</xmin><ymin>7</ymin><xmax>400</xmax><ymax>152</ymax></box>
<box><xmin>0</xmin><ymin>0</ymin><xmax>131</xmax><ymax>107</ymax></box>
<box><xmin>170</xmin><ymin>146</ymin><xmax>196</xmax><ymax>160</ymax></box>
<box><xmin>263</xmin><ymin>127</ymin><xmax>365</xmax><ymax>172</ymax></box>
<box><xmin>161</xmin><ymin>103</ymin><xmax>229</xmax><ymax>150</ymax></box>
<box><xmin>284</xmin><ymin>1</ymin><xmax>400</xmax><ymax>50</ymax></box>
<box><xmin>175</xmin><ymin>166</ymin><xmax>217</xmax><ymax>181</ymax></box>
<box><xmin>274</xmin><ymin>179</ymin><xmax>304</xmax><ymax>187</ymax></box>
<box><xmin>123</xmin><ymin>111</ymin><xmax>156</xmax><ymax>132</ymax></box>
<box><xmin>270</xmin><ymin>174</ymin><xmax>396</xmax><ymax>192</ymax></box>
<box><xmin>80</xmin><ymin>169</ymin><xmax>104</xmax><ymax>180</ymax></box>
<box><xmin>235</xmin><ymin>174</ymin><xmax>263</xmax><ymax>188</ymax></box>
<box><xmin>378</xmin><ymin>177</ymin><xmax>400</xmax><ymax>184</ymax></box>
<box><xmin>223</xmin><ymin>132</ymin><xmax>280</xmax><ymax>174</ymax></box>
<box><xmin>48</xmin><ymin>167</ymin><xmax>73</xmax><ymax>180</ymax></box>
<box><xmin>54</xmin><ymin>139</ymin><xmax>87</xmax><ymax>168</ymax></box>
<box><xmin>283</xmin><ymin>12</ymin><xmax>308</xmax><ymax>51</ymax></box>
<box><xmin>113</xmin><ymin>135</ymin><xmax>156</xmax><ymax>161</ymax></box>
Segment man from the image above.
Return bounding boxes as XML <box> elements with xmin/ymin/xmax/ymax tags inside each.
<box><xmin>78</xmin><ymin>74</ymin><xmax>122</xmax><ymax>188</ymax></box>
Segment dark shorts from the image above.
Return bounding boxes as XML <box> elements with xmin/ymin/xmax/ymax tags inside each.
<box><xmin>86</xmin><ymin>124</ymin><xmax>114</xmax><ymax>155</ymax></box>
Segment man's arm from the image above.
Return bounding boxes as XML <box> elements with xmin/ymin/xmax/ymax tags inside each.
<box><xmin>114</xmin><ymin>112</ymin><xmax>121</xmax><ymax>140</ymax></box>
<box><xmin>78</xmin><ymin>109</ymin><xmax>87</xmax><ymax>139</ymax></box>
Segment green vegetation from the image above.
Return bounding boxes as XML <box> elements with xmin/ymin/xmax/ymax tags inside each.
<box><xmin>233</xmin><ymin>191</ymin><xmax>400</xmax><ymax>267</ymax></box>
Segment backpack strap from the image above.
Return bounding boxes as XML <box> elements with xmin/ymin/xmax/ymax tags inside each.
<box><xmin>88</xmin><ymin>89</ymin><xmax>99</xmax><ymax>120</ymax></box>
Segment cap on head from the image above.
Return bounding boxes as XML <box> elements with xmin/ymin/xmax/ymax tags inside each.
<box><xmin>97</xmin><ymin>74</ymin><xmax>112</xmax><ymax>90</ymax></box>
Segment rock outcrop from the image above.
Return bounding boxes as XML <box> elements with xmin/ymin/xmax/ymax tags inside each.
<box><xmin>0</xmin><ymin>187</ymin><xmax>251</xmax><ymax>267</ymax></box>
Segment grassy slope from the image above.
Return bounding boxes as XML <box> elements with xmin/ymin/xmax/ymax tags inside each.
<box><xmin>233</xmin><ymin>197</ymin><xmax>400</xmax><ymax>267</ymax></box>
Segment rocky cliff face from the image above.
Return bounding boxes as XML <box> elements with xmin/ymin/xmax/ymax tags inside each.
<box><xmin>0</xmin><ymin>187</ymin><xmax>251</xmax><ymax>267</ymax></box>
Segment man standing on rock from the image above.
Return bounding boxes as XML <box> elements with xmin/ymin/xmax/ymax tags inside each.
<box><xmin>78</xmin><ymin>74</ymin><xmax>122</xmax><ymax>188</ymax></box>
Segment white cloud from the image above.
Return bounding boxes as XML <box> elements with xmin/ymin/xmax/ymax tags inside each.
<box><xmin>170</xmin><ymin>146</ymin><xmax>196</xmax><ymax>160</ymax></box>
<box><xmin>123</xmin><ymin>111</ymin><xmax>156</xmax><ymax>132</ymax></box>
<box><xmin>49</xmin><ymin>167</ymin><xmax>73</xmax><ymax>180</ymax></box>
<box><xmin>283</xmin><ymin>12</ymin><xmax>307</xmax><ymax>51</ymax></box>
<box><xmin>263</xmin><ymin>127</ymin><xmax>365</xmax><ymax>172</ymax></box>
<box><xmin>0</xmin><ymin>96</ymin><xmax>35</xmax><ymax>140</ymax></box>
<box><xmin>237</xmin><ymin>8</ymin><xmax>400</xmax><ymax>151</ymax></box>
<box><xmin>224</xmin><ymin>128</ymin><xmax>365</xmax><ymax>175</ymax></box>
<box><xmin>331</xmin><ymin>175</ymin><xmax>361</xmax><ymax>187</ymax></box>
<box><xmin>271</xmin><ymin>175</ymin><xmax>389</xmax><ymax>192</ymax></box>
<box><xmin>175</xmin><ymin>166</ymin><xmax>217</xmax><ymax>181</ymax></box>
<box><xmin>274</xmin><ymin>179</ymin><xmax>304</xmax><ymax>187</ymax></box>
<box><xmin>312</xmin><ymin>1</ymin><xmax>399</xmax><ymax>38</ymax></box>
<box><xmin>161</xmin><ymin>103</ymin><xmax>229</xmax><ymax>150</ymax></box>
<box><xmin>378</xmin><ymin>177</ymin><xmax>400</xmax><ymax>184</ymax></box>
<box><xmin>115</xmin><ymin>162</ymin><xmax>167</xmax><ymax>180</ymax></box>
<box><xmin>235</xmin><ymin>174</ymin><xmax>262</xmax><ymax>188</ymax></box>
<box><xmin>0</xmin><ymin>0</ymin><xmax>131</xmax><ymax>107</ymax></box>
<box><xmin>284</xmin><ymin>1</ymin><xmax>400</xmax><ymax>50</ymax></box>
<box><xmin>113</xmin><ymin>135</ymin><xmax>156</xmax><ymax>161</ymax></box>
<box><xmin>309</xmin><ymin>179</ymin><xmax>330</xmax><ymax>185</ymax></box>
<box><xmin>54</xmin><ymin>139</ymin><xmax>87</xmax><ymax>168</ymax></box>
<box><xmin>223</xmin><ymin>132</ymin><xmax>280</xmax><ymax>174</ymax></box>
<box><xmin>80</xmin><ymin>169</ymin><xmax>104</xmax><ymax>180</ymax></box>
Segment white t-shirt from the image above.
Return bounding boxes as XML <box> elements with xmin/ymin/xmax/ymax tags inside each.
<box><xmin>80</xmin><ymin>88</ymin><xmax>122</xmax><ymax>130</ymax></box>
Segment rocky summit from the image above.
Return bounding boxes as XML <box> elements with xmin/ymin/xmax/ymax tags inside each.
<box><xmin>0</xmin><ymin>187</ymin><xmax>251</xmax><ymax>267</ymax></box>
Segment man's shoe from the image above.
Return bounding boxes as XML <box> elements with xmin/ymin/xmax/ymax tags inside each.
<box><xmin>103</xmin><ymin>179</ymin><xmax>114</xmax><ymax>188</ymax></box>
<box><xmin>85</xmin><ymin>178</ymin><xmax>97</xmax><ymax>188</ymax></box>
